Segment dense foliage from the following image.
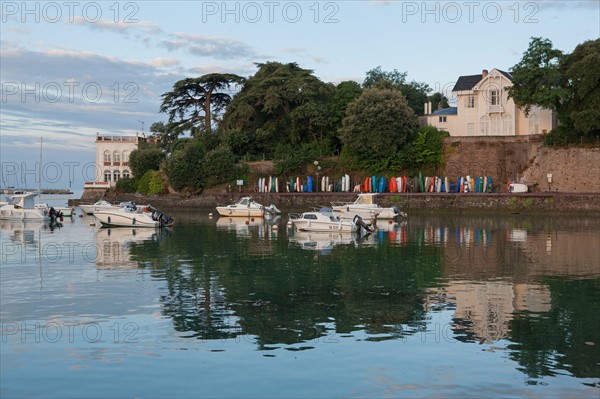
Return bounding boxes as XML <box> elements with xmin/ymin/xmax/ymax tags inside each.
<box><xmin>509</xmin><ymin>37</ymin><xmax>600</xmax><ymax>142</ymax></box>
<box><xmin>339</xmin><ymin>86</ymin><xmax>418</xmax><ymax>168</ymax></box>
<box><xmin>128</xmin><ymin>147</ymin><xmax>165</xmax><ymax>178</ymax></box>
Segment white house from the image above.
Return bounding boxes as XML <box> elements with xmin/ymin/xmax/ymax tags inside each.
<box><xmin>425</xmin><ymin>68</ymin><xmax>555</xmax><ymax>136</ymax></box>
<box><xmin>92</xmin><ymin>133</ymin><xmax>146</xmax><ymax>188</ymax></box>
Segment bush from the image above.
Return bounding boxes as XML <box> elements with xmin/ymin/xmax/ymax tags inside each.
<box><xmin>274</xmin><ymin>142</ymin><xmax>322</xmax><ymax>175</ymax></box>
<box><xmin>202</xmin><ymin>146</ymin><xmax>237</xmax><ymax>186</ymax></box>
<box><xmin>115</xmin><ymin>177</ymin><xmax>138</xmax><ymax>193</ymax></box>
<box><xmin>129</xmin><ymin>147</ymin><xmax>165</xmax><ymax>178</ymax></box>
<box><xmin>166</xmin><ymin>139</ymin><xmax>204</xmax><ymax>192</ymax></box>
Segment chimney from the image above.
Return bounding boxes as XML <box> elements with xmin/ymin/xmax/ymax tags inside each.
<box><xmin>424</xmin><ymin>103</ymin><xmax>428</xmax><ymax>115</ymax></box>
<box><xmin>428</xmin><ymin>101</ymin><xmax>432</xmax><ymax>114</ymax></box>
<box><xmin>437</xmin><ymin>102</ymin><xmax>443</xmax><ymax>110</ymax></box>
<box><xmin>482</xmin><ymin>69</ymin><xmax>488</xmax><ymax>78</ymax></box>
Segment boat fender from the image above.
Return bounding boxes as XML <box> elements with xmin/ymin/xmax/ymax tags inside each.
<box><xmin>228</xmin><ymin>209</ymin><xmax>232</xmax><ymax>215</ymax></box>
<box><xmin>132</xmin><ymin>218</ymin><xmax>136</xmax><ymax>225</ymax></box>
<box><xmin>107</xmin><ymin>216</ymin><xmax>111</xmax><ymax>224</ymax></box>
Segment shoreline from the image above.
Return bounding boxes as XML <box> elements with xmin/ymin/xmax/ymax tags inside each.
<box><xmin>70</xmin><ymin>191</ymin><xmax>600</xmax><ymax>214</ymax></box>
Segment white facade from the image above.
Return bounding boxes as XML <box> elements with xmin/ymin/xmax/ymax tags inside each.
<box><xmin>425</xmin><ymin>68</ymin><xmax>555</xmax><ymax>136</ymax></box>
<box><xmin>94</xmin><ymin>134</ymin><xmax>144</xmax><ymax>187</ymax></box>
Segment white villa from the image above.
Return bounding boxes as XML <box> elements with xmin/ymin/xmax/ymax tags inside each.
<box><xmin>425</xmin><ymin>68</ymin><xmax>556</xmax><ymax>136</ymax></box>
<box><xmin>88</xmin><ymin>133</ymin><xmax>146</xmax><ymax>188</ymax></box>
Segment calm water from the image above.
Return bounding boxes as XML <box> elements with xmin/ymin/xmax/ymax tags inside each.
<box><xmin>1</xmin><ymin>209</ymin><xmax>599</xmax><ymax>398</ymax></box>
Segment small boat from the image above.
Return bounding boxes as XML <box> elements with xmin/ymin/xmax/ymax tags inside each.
<box><xmin>331</xmin><ymin>193</ymin><xmax>406</xmax><ymax>220</ymax></box>
<box><xmin>289</xmin><ymin>208</ymin><xmax>372</xmax><ymax>233</ymax></box>
<box><xmin>93</xmin><ymin>203</ymin><xmax>173</xmax><ymax>228</ymax></box>
<box><xmin>216</xmin><ymin>196</ymin><xmax>280</xmax><ymax>218</ymax></box>
<box><xmin>0</xmin><ymin>192</ymin><xmax>49</xmax><ymax>221</ymax></box>
<box><xmin>508</xmin><ymin>182</ymin><xmax>528</xmax><ymax>193</ymax></box>
<box><xmin>79</xmin><ymin>200</ymin><xmax>120</xmax><ymax>215</ymax></box>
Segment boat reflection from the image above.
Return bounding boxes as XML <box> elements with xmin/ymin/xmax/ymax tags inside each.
<box><xmin>288</xmin><ymin>230</ymin><xmax>358</xmax><ymax>254</ymax></box>
<box><xmin>215</xmin><ymin>215</ymin><xmax>280</xmax><ymax>238</ymax></box>
<box><xmin>0</xmin><ymin>220</ymin><xmax>49</xmax><ymax>244</ymax></box>
<box><xmin>95</xmin><ymin>227</ymin><xmax>166</xmax><ymax>269</ymax></box>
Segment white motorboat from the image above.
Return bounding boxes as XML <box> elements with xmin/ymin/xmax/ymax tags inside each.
<box><xmin>0</xmin><ymin>192</ymin><xmax>49</xmax><ymax>221</ymax></box>
<box><xmin>93</xmin><ymin>203</ymin><xmax>173</xmax><ymax>228</ymax></box>
<box><xmin>79</xmin><ymin>200</ymin><xmax>120</xmax><ymax>215</ymax></box>
<box><xmin>289</xmin><ymin>208</ymin><xmax>372</xmax><ymax>233</ymax></box>
<box><xmin>216</xmin><ymin>197</ymin><xmax>281</xmax><ymax>218</ymax></box>
<box><xmin>331</xmin><ymin>193</ymin><xmax>406</xmax><ymax>220</ymax></box>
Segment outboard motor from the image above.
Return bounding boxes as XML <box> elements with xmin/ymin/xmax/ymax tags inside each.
<box><xmin>353</xmin><ymin>215</ymin><xmax>373</xmax><ymax>235</ymax></box>
<box><xmin>159</xmin><ymin>213</ymin><xmax>173</xmax><ymax>227</ymax></box>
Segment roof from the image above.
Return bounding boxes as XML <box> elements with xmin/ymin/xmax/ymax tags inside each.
<box><xmin>452</xmin><ymin>74</ymin><xmax>482</xmax><ymax>92</ymax></box>
<box><xmin>452</xmin><ymin>69</ymin><xmax>514</xmax><ymax>92</ymax></box>
<box><xmin>432</xmin><ymin>107</ymin><xmax>457</xmax><ymax>115</ymax></box>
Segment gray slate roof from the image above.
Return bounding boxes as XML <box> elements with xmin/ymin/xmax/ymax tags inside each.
<box><xmin>452</xmin><ymin>69</ymin><xmax>513</xmax><ymax>92</ymax></box>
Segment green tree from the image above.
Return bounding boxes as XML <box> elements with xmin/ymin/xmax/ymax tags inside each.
<box><xmin>560</xmin><ymin>38</ymin><xmax>600</xmax><ymax>136</ymax></box>
<box><xmin>363</xmin><ymin>66</ymin><xmax>431</xmax><ymax>115</ymax></box>
<box><xmin>129</xmin><ymin>147</ymin><xmax>165</xmax><ymax>178</ymax></box>
<box><xmin>160</xmin><ymin>73</ymin><xmax>246</xmax><ymax>135</ymax></box>
<box><xmin>148</xmin><ymin>121</ymin><xmax>187</xmax><ymax>153</ymax></box>
<box><xmin>165</xmin><ymin>139</ymin><xmax>205</xmax><ymax>192</ymax></box>
<box><xmin>222</xmin><ymin>62</ymin><xmax>333</xmax><ymax>157</ymax></box>
<box><xmin>427</xmin><ymin>92</ymin><xmax>450</xmax><ymax>111</ymax></box>
<box><xmin>339</xmin><ymin>86</ymin><xmax>418</xmax><ymax>163</ymax></box>
<box><xmin>202</xmin><ymin>146</ymin><xmax>237</xmax><ymax>187</ymax></box>
<box><xmin>507</xmin><ymin>37</ymin><xmax>567</xmax><ymax>115</ymax></box>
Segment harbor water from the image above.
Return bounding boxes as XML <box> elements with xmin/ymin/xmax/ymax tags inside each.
<box><xmin>1</xmin><ymin>209</ymin><xmax>599</xmax><ymax>398</ymax></box>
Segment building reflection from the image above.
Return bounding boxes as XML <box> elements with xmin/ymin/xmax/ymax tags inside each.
<box><xmin>95</xmin><ymin>227</ymin><xmax>165</xmax><ymax>269</ymax></box>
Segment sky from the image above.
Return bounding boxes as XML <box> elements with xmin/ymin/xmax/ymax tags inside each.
<box><xmin>1</xmin><ymin>0</ymin><xmax>599</xmax><ymax>189</ymax></box>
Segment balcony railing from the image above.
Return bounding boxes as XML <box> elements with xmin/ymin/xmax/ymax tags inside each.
<box><xmin>488</xmin><ymin>105</ymin><xmax>504</xmax><ymax>113</ymax></box>
<box><xmin>84</xmin><ymin>181</ymin><xmax>110</xmax><ymax>189</ymax></box>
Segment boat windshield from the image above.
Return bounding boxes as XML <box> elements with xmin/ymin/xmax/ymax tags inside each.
<box><xmin>355</xmin><ymin>195</ymin><xmax>375</xmax><ymax>205</ymax></box>
<box><xmin>238</xmin><ymin>198</ymin><xmax>250</xmax><ymax>206</ymax></box>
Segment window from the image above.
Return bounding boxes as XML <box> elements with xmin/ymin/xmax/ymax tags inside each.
<box><xmin>479</xmin><ymin>115</ymin><xmax>490</xmax><ymax>135</ymax></box>
<box><xmin>123</xmin><ymin>170</ymin><xmax>130</xmax><ymax>179</ymax></box>
<box><xmin>490</xmin><ymin>89</ymin><xmax>500</xmax><ymax>106</ymax></box>
<box><xmin>113</xmin><ymin>170</ymin><xmax>121</xmax><ymax>182</ymax></box>
<box><xmin>104</xmin><ymin>170</ymin><xmax>111</xmax><ymax>182</ymax></box>
<box><xmin>490</xmin><ymin>114</ymin><xmax>501</xmax><ymax>135</ymax></box>
<box><xmin>439</xmin><ymin>116</ymin><xmax>447</xmax><ymax>123</ymax></box>
<box><xmin>303</xmin><ymin>214</ymin><xmax>318</xmax><ymax>220</ymax></box>
<box><xmin>466</xmin><ymin>95</ymin><xmax>475</xmax><ymax>108</ymax></box>
<box><xmin>529</xmin><ymin>113</ymin><xmax>539</xmax><ymax>135</ymax></box>
<box><xmin>113</xmin><ymin>151</ymin><xmax>120</xmax><ymax>163</ymax></box>
<box><xmin>503</xmin><ymin>114</ymin><xmax>513</xmax><ymax>135</ymax></box>
<box><xmin>103</xmin><ymin>151</ymin><xmax>111</xmax><ymax>163</ymax></box>
<box><xmin>122</xmin><ymin>150</ymin><xmax>129</xmax><ymax>163</ymax></box>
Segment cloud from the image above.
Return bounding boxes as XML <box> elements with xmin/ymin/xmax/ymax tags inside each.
<box><xmin>159</xmin><ymin>32</ymin><xmax>256</xmax><ymax>60</ymax></box>
<box><xmin>71</xmin><ymin>17</ymin><xmax>163</xmax><ymax>36</ymax></box>
<box><xmin>150</xmin><ymin>58</ymin><xmax>180</xmax><ymax>68</ymax></box>
<box><xmin>312</xmin><ymin>56</ymin><xmax>326</xmax><ymax>63</ymax></box>
<box><xmin>0</xmin><ymin>46</ymin><xmax>176</xmax><ymax>145</ymax></box>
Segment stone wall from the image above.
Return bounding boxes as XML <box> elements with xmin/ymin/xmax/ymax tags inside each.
<box><xmin>442</xmin><ymin>136</ymin><xmax>600</xmax><ymax>193</ymax></box>
<box><xmin>520</xmin><ymin>147</ymin><xmax>600</xmax><ymax>193</ymax></box>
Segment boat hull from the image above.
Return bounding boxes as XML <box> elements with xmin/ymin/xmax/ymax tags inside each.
<box><xmin>0</xmin><ymin>206</ymin><xmax>48</xmax><ymax>221</ymax></box>
<box><xmin>216</xmin><ymin>207</ymin><xmax>264</xmax><ymax>218</ymax></box>
<box><xmin>93</xmin><ymin>211</ymin><xmax>160</xmax><ymax>227</ymax></box>
<box><xmin>291</xmin><ymin>220</ymin><xmax>356</xmax><ymax>233</ymax></box>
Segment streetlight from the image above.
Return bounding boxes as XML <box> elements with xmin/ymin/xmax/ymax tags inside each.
<box><xmin>314</xmin><ymin>160</ymin><xmax>321</xmax><ymax>193</ymax></box>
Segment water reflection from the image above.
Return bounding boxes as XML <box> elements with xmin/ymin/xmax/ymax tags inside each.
<box><xmin>132</xmin><ymin>212</ymin><xmax>599</xmax><ymax>383</ymax></box>
<box><xmin>95</xmin><ymin>227</ymin><xmax>168</xmax><ymax>269</ymax></box>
